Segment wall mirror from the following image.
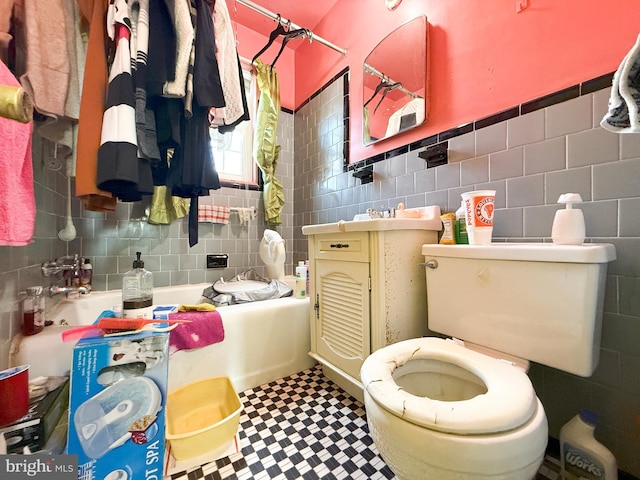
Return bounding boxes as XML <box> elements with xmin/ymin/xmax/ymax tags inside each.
<box><xmin>363</xmin><ymin>16</ymin><xmax>428</xmax><ymax>145</ymax></box>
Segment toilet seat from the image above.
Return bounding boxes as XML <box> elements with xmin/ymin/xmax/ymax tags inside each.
<box><xmin>360</xmin><ymin>337</ymin><xmax>538</xmax><ymax>435</ymax></box>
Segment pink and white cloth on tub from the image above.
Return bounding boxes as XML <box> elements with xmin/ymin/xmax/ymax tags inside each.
<box><xmin>167</xmin><ymin>310</ymin><xmax>225</xmax><ymax>354</ymax></box>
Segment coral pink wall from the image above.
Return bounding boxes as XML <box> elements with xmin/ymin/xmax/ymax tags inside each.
<box><xmin>288</xmin><ymin>0</ymin><xmax>640</xmax><ymax>164</ymax></box>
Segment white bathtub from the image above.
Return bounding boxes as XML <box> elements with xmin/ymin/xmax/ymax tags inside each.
<box><xmin>9</xmin><ymin>282</ymin><xmax>317</xmax><ymax>393</ymax></box>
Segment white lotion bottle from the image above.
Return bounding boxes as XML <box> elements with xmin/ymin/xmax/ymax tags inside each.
<box><xmin>551</xmin><ymin>193</ymin><xmax>586</xmax><ymax>245</ymax></box>
<box><xmin>295</xmin><ymin>261</ymin><xmax>307</xmax><ymax>299</ymax></box>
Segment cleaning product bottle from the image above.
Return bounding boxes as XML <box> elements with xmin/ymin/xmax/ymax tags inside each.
<box><xmin>551</xmin><ymin>193</ymin><xmax>586</xmax><ymax>245</ymax></box>
<box><xmin>295</xmin><ymin>261</ymin><xmax>307</xmax><ymax>299</ymax></box>
<box><xmin>122</xmin><ymin>252</ymin><xmax>154</xmax><ymax>318</ymax></box>
<box><xmin>455</xmin><ymin>201</ymin><xmax>469</xmax><ymax>244</ymax></box>
<box><xmin>560</xmin><ymin>409</ymin><xmax>618</xmax><ymax>480</ymax></box>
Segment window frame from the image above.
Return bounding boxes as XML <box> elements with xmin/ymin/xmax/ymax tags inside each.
<box><xmin>212</xmin><ymin>62</ymin><xmax>261</xmax><ymax>190</ymax></box>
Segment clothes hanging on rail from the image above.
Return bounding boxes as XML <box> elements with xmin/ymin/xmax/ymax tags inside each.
<box><xmin>147</xmin><ymin>0</ymin><xmax>177</xmax><ymax>97</ymax></box>
<box><xmin>131</xmin><ymin>0</ymin><xmax>159</xmax><ymax>164</ymax></box>
<box><xmin>166</xmin><ymin>0</ymin><xmax>224</xmax><ymax>246</ymax></box>
<box><xmin>16</xmin><ymin>0</ymin><xmax>85</xmax><ymax>173</ymax></box>
<box><xmin>75</xmin><ymin>0</ymin><xmax>117</xmax><ymax>212</ymax></box>
<box><xmin>96</xmin><ymin>0</ymin><xmax>154</xmax><ymax>201</ymax></box>
<box><xmin>210</xmin><ymin>0</ymin><xmax>246</xmax><ymax>128</ymax></box>
<box><xmin>253</xmin><ymin>58</ymin><xmax>284</xmax><ymax>225</ymax></box>
<box><xmin>183</xmin><ymin>0</ymin><xmax>197</xmax><ymax>118</ymax></box>
<box><xmin>148</xmin><ymin>185</ymin><xmax>190</xmax><ymax>224</ymax></box>
<box><xmin>163</xmin><ymin>0</ymin><xmax>193</xmax><ymax>98</ymax></box>
<box><xmin>7</xmin><ymin>0</ymin><xmax>247</xmax><ymax>244</ymax></box>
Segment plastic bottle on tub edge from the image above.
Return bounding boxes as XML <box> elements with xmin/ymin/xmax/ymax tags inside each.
<box><xmin>295</xmin><ymin>261</ymin><xmax>307</xmax><ymax>299</ymax></box>
<box><xmin>122</xmin><ymin>252</ymin><xmax>154</xmax><ymax>318</ymax></box>
<box><xmin>454</xmin><ymin>201</ymin><xmax>468</xmax><ymax>244</ymax></box>
<box><xmin>305</xmin><ymin>260</ymin><xmax>310</xmax><ymax>298</ymax></box>
<box><xmin>560</xmin><ymin>409</ymin><xmax>617</xmax><ymax>480</ymax></box>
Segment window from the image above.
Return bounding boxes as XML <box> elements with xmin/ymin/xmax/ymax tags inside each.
<box><xmin>210</xmin><ymin>66</ymin><xmax>258</xmax><ymax>187</ymax></box>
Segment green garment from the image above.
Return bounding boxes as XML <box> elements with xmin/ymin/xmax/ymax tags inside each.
<box><xmin>253</xmin><ymin>59</ymin><xmax>284</xmax><ymax>225</ymax></box>
<box><xmin>148</xmin><ymin>185</ymin><xmax>190</xmax><ymax>225</ymax></box>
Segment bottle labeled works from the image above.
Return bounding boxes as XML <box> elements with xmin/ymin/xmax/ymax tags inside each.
<box><xmin>560</xmin><ymin>409</ymin><xmax>617</xmax><ymax>480</ymax></box>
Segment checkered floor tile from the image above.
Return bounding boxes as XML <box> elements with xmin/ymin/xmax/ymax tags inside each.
<box><xmin>168</xmin><ymin>364</ymin><xmax>560</xmax><ymax>480</ymax></box>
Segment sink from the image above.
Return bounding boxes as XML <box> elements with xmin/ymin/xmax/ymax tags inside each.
<box><xmin>302</xmin><ymin>206</ymin><xmax>442</xmax><ymax>235</ymax></box>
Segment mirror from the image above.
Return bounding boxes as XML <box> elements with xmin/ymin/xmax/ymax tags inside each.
<box><xmin>363</xmin><ymin>16</ymin><xmax>428</xmax><ymax>145</ymax></box>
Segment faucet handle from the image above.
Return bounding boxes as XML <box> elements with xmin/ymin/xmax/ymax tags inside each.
<box><xmin>41</xmin><ymin>259</ymin><xmax>78</xmax><ymax>276</ymax></box>
<box><xmin>41</xmin><ymin>261</ymin><xmax>62</xmax><ymax>276</ymax></box>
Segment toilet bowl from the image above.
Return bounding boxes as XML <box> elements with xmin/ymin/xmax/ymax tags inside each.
<box><xmin>259</xmin><ymin>229</ymin><xmax>285</xmax><ymax>280</ymax></box>
<box><xmin>360</xmin><ymin>242</ymin><xmax>616</xmax><ymax>480</ymax></box>
<box><xmin>361</xmin><ymin>338</ymin><xmax>548</xmax><ymax>480</ymax></box>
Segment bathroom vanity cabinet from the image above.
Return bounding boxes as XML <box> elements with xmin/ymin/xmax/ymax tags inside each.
<box><xmin>302</xmin><ymin>218</ymin><xmax>440</xmax><ymax>401</ymax></box>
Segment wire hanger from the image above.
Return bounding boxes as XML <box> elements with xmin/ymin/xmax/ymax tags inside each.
<box><xmin>374</xmin><ymin>82</ymin><xmax>403</xmax><ymax>114</ymax></box>
<box><xmin>271</xmin><ymin>28</ymin><xmax>308</xmax><ymax>69</ymax></box>
<box><xmin>252</xmin><ymin>15</ymin><xmax>288</xmax><ymax>64</ymax></box>
<box><xmin>364</xmin><ymin>78</ymin><xmax>391</xmax><ymax>109</ymax></box>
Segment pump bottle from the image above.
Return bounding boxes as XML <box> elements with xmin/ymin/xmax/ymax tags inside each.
<box><xmin>122</xmin><ymin>252</ymin><xmax>154</xmax><ymax>318</ymax></box>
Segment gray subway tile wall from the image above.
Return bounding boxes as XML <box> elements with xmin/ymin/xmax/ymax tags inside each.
<box><xmin>293</xmin><ymin>71</ymin><xmax>640</xmax><ymax>477</ymax></box>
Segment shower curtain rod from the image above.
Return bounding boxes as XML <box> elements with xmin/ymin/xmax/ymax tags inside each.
<box><xmin>364</xmin><ymin>63</ymin><xmax>418</xmax><ymax>99</ymax></box>
<box><xmin>235</xmin><ymin>0</ymin><xmax>347</xmax><ymax>57</ymax></box>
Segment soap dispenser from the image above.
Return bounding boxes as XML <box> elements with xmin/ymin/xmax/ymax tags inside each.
<box><xmin>551</xmin><ymin>193</ymin><xmax>585</xmax><ymax>245</ymax></box>
<box><xmin>122</xmin><ymin>252</ymin><xmax>154</xmax><ymax>318</ymax></box>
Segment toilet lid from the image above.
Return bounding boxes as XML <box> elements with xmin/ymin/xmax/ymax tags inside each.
<box><xmin>360</xmin><ymin>337</ymin><xmax>539</xmax><ymax>435</ymax></box>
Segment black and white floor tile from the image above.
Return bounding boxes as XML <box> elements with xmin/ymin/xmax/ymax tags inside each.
<box><xmin>168</xmin><ymin>364</ymin><xmax>561</xmax><ymax>480</ymax></box>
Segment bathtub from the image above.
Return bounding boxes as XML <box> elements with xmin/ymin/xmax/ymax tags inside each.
<box><xmin>9</xmin><ymin>282</ymin><xmax>317</xmax><ymax>393</ymax></box>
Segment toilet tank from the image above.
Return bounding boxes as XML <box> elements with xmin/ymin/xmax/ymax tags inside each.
<box><xmin>421</xmin><ymin>243</ymin><xmax>616</xmax><ymax>377</ymax></box>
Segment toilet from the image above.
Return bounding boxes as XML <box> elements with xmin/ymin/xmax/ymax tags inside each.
<box><xmin>360</xmin><ymin>242</ymin><xmax>616</xmax><ymax>480</ymax></box>
<box><xmin>259</xmin><ymin>229</ymin><xmax>286</xmax><ymax>280</ymax></box>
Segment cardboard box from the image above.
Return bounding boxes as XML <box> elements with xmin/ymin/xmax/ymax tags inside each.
<box><xmin>0</xmin><ymin>377</ymin><xmax>69</xmax><ymax>454</ymax></box>
<box><xmin>152</xmin><ymin>304</ymin><xmax>179</xmax><ymax>320</ymax></box>
<box><xmin>66</xmin><ymin>330</ymin><xmax>169</xmax><ymax>480</ymax></box>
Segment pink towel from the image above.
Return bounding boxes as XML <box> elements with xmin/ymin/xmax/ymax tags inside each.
<box><xmin>0</xmin><ymin>60</ymin><xmax>35</xmax><ymax>246</ymax></box>
<box><xmin>168</xmin><ymin>310</ymin><xmax>225</xmax><ymax>354</ymax></box>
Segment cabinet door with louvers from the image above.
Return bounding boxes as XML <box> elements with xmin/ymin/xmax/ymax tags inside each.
<box><xmin>315</xmin><ymin>259</ymin><xmax>371</xmax><ymax>382</ymax></box>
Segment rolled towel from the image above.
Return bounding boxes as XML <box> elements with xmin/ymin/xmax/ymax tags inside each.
<box><xmin>601</xmin><ymin>33</ymin><xmax>640</xmax><ymax>133</ymax></box>
<box><xmin>168</xmin><ymin>310</ymin><xmax>224</xmax><ymax>354</ymax></box>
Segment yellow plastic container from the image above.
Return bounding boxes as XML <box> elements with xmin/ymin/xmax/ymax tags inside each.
<box><xmin>166</xmin><ymin>377</ymin><xmax>242</xmax><ymax>460</ymax></box>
